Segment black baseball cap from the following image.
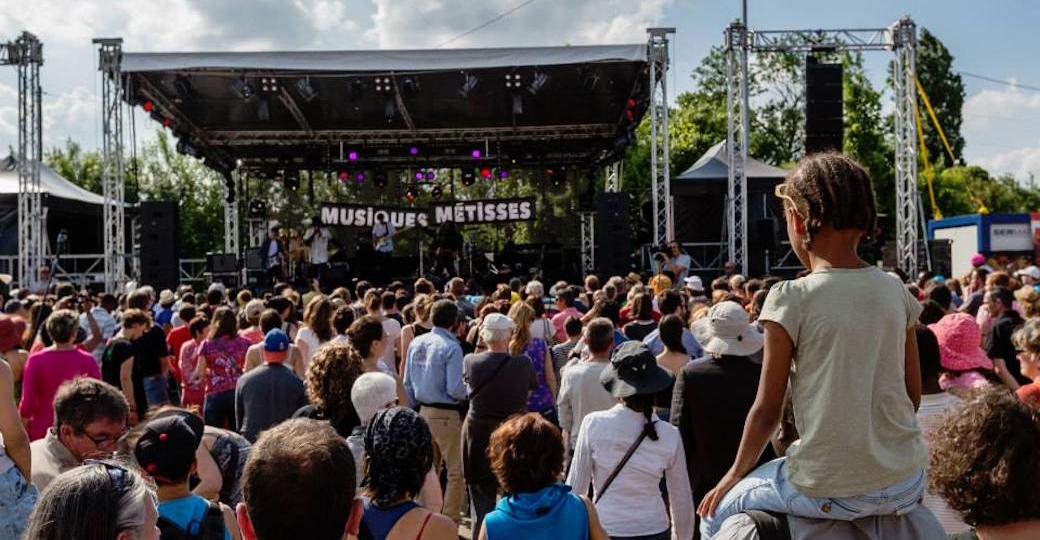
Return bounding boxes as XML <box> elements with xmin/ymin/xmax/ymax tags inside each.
<box><xmin>133</xmin><ymin>411</ymin><xmax>204</xmax><ymax>484</ymax></box>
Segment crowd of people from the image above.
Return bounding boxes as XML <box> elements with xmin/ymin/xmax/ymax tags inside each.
<box><xmin>0</xmin><ymin>152</ymin><xmax>1039</xmax><ymax>540</ymax></box>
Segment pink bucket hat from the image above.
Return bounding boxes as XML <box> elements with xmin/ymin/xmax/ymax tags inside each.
<box><xmin>928</xmin><ymin>313</ymin><xmax>994</xmax><ymax>372</ymax></box>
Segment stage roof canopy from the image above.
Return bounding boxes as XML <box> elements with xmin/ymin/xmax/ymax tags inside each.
<box><xmin>117</xmin><ymin>43</ymin><xmax>651</xmax><ymax>174</ymax></box>
<box><xmin>673</xmin><ymin>141</ymin><xmax>789</xmax><ymax>183</ymax></box>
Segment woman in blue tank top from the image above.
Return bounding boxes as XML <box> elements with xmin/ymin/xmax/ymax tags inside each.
<box><xmin>480</xmin><ymin>413</ymin><xmax>608</xmax><ymax>540</ymax></box>
<box><xmin>358</xmin><ymin>407</ymin><xmax>456</xmax><ymax>540</ymax></box>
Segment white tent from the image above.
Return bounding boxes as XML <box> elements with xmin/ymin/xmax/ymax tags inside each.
<box><xmin>0</xmin><ymin>157</ymin><xmax>108</xmax><ymax>206</ymax></box>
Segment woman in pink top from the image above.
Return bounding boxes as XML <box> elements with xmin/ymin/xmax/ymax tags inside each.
<box><xmin>178</xmin><ymin>315</ymin><xmax>211</xmax><ymax>411</ymax></box>
<box><xmin>18</xmin><ymin>309</ymin><xmax>101</xmax><ymax>440</ymax></box>
<box><xmin>194</xmin><ymin>307</ymin><xmax>250</xmax><ymax>429</ymax></box>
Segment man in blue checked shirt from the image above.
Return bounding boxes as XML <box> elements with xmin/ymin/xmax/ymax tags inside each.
<box><xmin>403</xmin><ymin>299</ymin><xmax>466</xmax><ymax>528</ymax></box>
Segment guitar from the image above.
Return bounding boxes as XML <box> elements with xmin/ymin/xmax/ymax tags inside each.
<box><xmin>373</xmin><ymin>225</ymin><xmax>413</xmax><ymax>251</ymax></box>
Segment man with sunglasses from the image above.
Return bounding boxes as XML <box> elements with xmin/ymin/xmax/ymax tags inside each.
<box><xmin>29</xmin><ymin>377</ymin><xmax>128</xmax><ymax>492</ymax></box>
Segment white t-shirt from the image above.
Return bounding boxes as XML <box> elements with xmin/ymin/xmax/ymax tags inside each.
<box><xmin>372</xmin><ymin>222</ymin><xmax>395</xmax><ymax>253</ymax></box>
<box><xmin>295</xmin><ymin>326</ymin><xmax>322</xmax><ymax>366</ymax></box>
<box><xmin>307</xmin><ymin>227</ymin><xmax>331</xmax><ymax>264</ymax></box>
<box><xmin>672</xmin><ymin>253</ymin><xmax>692</xmax><ymax>282</ymax></box>
<box><xmin>759</xmin><ymin>266</ymin><xmax>925</xmax><ymax>497</ymax></box>
<box><xmin>917</xmin><ymin>392</ymin><xmax>970</xmax><ymax>535</ymax></box>
<box><xmin>379</xmin><ymin>317</ymin><xmax>402</xmax><ymax>376</ymax></box>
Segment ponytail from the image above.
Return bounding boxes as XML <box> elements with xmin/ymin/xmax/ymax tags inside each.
<box><xmin>625</xmin><ymin>393</ymin><xmax>659</xmax><ymax>441</ymax></box>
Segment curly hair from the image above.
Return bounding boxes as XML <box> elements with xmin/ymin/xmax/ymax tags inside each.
<box><xmin>304</xmin><ymin>342</ymin><xmax>365</xmax><ymax>420</ymax></box>
<box><xmin>928</xmin><ymin>387</ymin><xmax>1040</xmax><ymax>527</ymax></box>
<box><xmin>778</xmin><ymin>152</ymin><xmax>877</xmax><ymax>248</ymax></box>
<box><xmin>489</xmin><ymin>413</ymin><xmax>564</xmax><ymax>494</ymax></box>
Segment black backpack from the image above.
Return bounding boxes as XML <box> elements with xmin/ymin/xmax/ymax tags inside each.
<box><xmin>157</xmin><ymin>500</ymin><xmax>226</xmax><ymax>540</ymax></box>
<box><xmin>744</xmin><ymin>510</ymin><xmax>791</xmax><ymax>540</ymax></box>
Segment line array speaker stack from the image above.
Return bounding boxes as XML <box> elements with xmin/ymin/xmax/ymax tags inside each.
<box><xmin>805</xmin><ymin>57</ymin><xmax>844</xmax><ymax>155</ymax></box>
<box><xmin>595</xmin><ymin>192</ymin><xmax>633</xmax><ymax>277</ymax></box>
<box><xmin>139</xmin><ymin>201</ymin><xmax>180</xmax><ymax>291</ymax></box>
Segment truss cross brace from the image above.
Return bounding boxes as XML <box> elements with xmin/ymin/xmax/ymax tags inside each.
<box><xmin>94</xmin><ymin>38</ymin><xmax>128</xmax><ymax>292</ymax></box>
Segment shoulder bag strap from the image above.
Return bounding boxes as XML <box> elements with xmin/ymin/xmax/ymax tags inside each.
<box><xmin>594</xmin><ymin>426</ymin><xmax>651</xmax><ymax>504</ymax></box>
<box><xmin>468</xmin><ymin>355</ymin><xmax>512</xmax><ymax>399</ymax></box>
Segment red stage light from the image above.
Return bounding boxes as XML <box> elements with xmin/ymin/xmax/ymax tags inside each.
<box><xmin>162</xmin><ymin>117</ymin><xmax>171</xmax><ymax>128</ymax></box>
<box><xmin>338</xmin><ymin>171</ymin><xmax>349</xmax><ymax>182</ymax></box>
<box><xmin>143</xmin><ymin>100</ymin><xmax>154</xmax><ymax>112</ymax></box>
<box><xmin>480</xmin><ymin>167</ymin><xmax>492</xmax><ymax>178</ymax></box>
<box><xmin>627</xmin><ymin>98</ymin><xmax>636</xmax><ymax>108</ymax></box>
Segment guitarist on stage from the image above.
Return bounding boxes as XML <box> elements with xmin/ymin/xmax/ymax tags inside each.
<box><xmin>371</xmin><ymin>213</ymin><xmax>395</xmax><ymax>277</ymax></box>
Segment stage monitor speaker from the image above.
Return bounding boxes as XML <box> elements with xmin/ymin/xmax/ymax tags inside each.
<box><xmin>595</xmin><ymin>192</ymin><xmax>633</xmax><ymax>277</ymax></box>
<box><xmin>805</xmin><ymin>58</ymin><xmax>844</xmax><ymax>155</ymax></box>
<box><xmin>207</xmin><ymin>253</ymin><xmax>238</xmax><ymax>274</ymax></box>
<box><xmin>243</xmin><ymin>250</ymin><xmax>264</xmax><ymax>271</ymax></box>
<box><xmin>139</xmin><ymin>201</ymin><xmax>180</xmax><ymax>291</ymax></box>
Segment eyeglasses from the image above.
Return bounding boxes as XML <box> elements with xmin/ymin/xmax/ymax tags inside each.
<box><xmin>774</xmin><ymin>183</ymin><xmax>805</xmax><ymax>218</ymax></box>
<box><xmin>79</xmin><ymin>427</ymin><xmax>128</xmax><ymax>450</ymax></box>
<box><xmin>84</xmin><ymin>459</ymin><xmax>130</xmax><ymax>496</ymax></box>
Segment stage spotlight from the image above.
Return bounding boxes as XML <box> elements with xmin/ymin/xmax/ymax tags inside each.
<box><xmin>401</xmin><ymin>76</ymin><xmax>420</xmax><ymax>94</ymax></box>
<box><xmin>409</xmin><ymin>146</ymin><xmax>420</xmax><ymax>156</ymax></box>
<box><xmin>512</xmin><ymin>94</ymin><xmax>523</xmax><ymax>115</ymax></box>
<box><xmin>414</xmin><ymin>170</ymin><xmax>424</xmax><ymax>181</ymax></box>
<box><xmin>425</xmin><ymin>170</ymin><xmax>436</xmax><ymax>181</ymax></box>
<box><xmin>347</xmin><ymin>78</ymin><xmax>364</xmax><ymax>101</ymax></box>
<box><xmin>257</xmin><ymin>97</ymin><xmax>271</xmax><ymax>121</ymax></box>
<box><xmin>527</xmin><ymin>70</ymin><xmax>550</xmax><ymax>95</ymax></box>
<box><xmin>405</xmin><ymin>187</ymin><xmax>418</xmax><ymax>202</ymax></box>
<box><xmin>295</xmin><ymin>77</ymin><xmax>318</xmax><ymax>102</ymax></box>
<box><xmin>504</xmin><ymin>71</ymin><xmax>523</xmax><ymax>90</ymax></box>
<box><xmin>384</xmin><ymin>98</ymin><xmax>397</xmax><ymax>123</ymax></box>
<box><xmin>175</xmin><ymin>139</ymin><xmax>201</xmax><ymax>159</ymax></box>
<box><xmin>348</xmin><ymin>151</ymin><xmax>359</xmax><ymax>162</ymax></box>
<box><xmin>374</xmin><ymin>76</ymin><xmax>392</xmax><ymax>94</ymax></box>
<box><xmin>232</xmin><ymin>76</ymin><xmax>254</xmax><ymax>100</ymax></box>
<box><xmin>355</xmin><ymin>172</ymin><xmax>365</xmax><ymax>183</ymax></box>
<box><xmin>143</xmin><ymin>100</ymin><xmax>154</xmax><ymax>112</ymax></box>
<box><xmin>461</xmin><ymin>170</ymin><xmax>476</xmax><ymax>186</ymax></box>
<box><xmin>260</xmin><ymin>77</ymin><xmax>280</xmax><ymax>95</ymax></box>
<box><xmin>338</xmin><ymin>171</ymin><xmax>349</xmax><ymax>182</ymax></box>
<box><xmin>431</xmin><ymin>185</ymin><xmax>443</xmax><ymax>200</ymax></box>
<box><xmin>459</xmin><ymin>72</ymin><xmax>479</xmax><ymax>98</ymax></box>
<box><xmin>284</xmin><ymin>170</ymin><xmax>300</xmax><ymax>191</ymax></box>
<box><xmin>374</xmin><ymin>171</ymin><xmax>387</xmax><ymax>188</ymax></box>
<box><xmin>162</xmin><ymin>117</ymin><xmax>172</xmax><ymax>129</ymax></box>
<box><xmin>248</xmin><ymin>199</ymin><xmax>267</xmax><ymax>218</ymax></box>
<box><xmin>480</xmin><ymin>167</ymin><xmax>492</xmax><ymax>179</ymax></box>
<box><xmin>173</xmin><ymin>75</ymin><xmax>193</xmax><ymax>101</ymax></box>
<box><xmin>499</xmin><ymin>169</ymin><xmax>510</xmax><ymax>179</ymax></box>
<box><xmin>471</xmin><ymin>149</ymin><xmax>482</xmax><ymax>159</ymax></box>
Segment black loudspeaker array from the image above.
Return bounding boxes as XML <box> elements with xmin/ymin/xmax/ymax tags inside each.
<box><xmin>805</xmin><ymin>58</ymin><xmax>844</xmax><ymax>155</ymax></box>
<box><xmin>595</xmin><ymin>192</ymin><xmax>633</xmax><ymax>277</ymax></box>
<box><xmin>139</xmin><ymin>201</ymin><xmax>180</xmax><ymax>291</ymax></box>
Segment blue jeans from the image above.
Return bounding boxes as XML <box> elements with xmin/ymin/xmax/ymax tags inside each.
<box><xmin>0</xmin><ymin>465</ymin><xmax>38</xmax><ymax>539</ymax></box>
<box><xmin>701</xmin><ymin>458</ymin><xmax>925</xmax><ymax>539</ymax></box>
<box><xmin>143</xmin><ymin>374</ymin><xmax>170</xmax><ymax>407</ymax></box>
<box><xmin>204</xmin><ymin>389</ymin><xmax>236</xmax><ymax>430</ymax></box>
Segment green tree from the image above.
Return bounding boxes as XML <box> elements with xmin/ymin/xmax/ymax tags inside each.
<box><xmin>917</xmin><ymin>28</ymin><xmax>966</xmax><ymax>165</ymax></box>
<box><xmin>842</xmin><ymin>52</ymin><xmax>895</xmax><ymax>235</ymax></box>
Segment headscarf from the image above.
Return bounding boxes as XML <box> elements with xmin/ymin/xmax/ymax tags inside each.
<box><xmin>362</xmin><ymin>407</ymin><xmax>433</xmax><ymax>506</ymax></box>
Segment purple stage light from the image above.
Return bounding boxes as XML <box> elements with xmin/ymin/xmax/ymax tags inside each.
<box><xmin>415</xmin><ymin>171</ymin><xmax>424</xmax><ymax>180</ymax></box>
<box><xmin>348</xmin><ymin>151</ymin><xmax>358</xmax><ymax>161</ymax></box>
<box><xmin>355</xmin><ymin>173</ymin><xmax>365</xmax><ymax>182</ymax></box>
<box><xmin>426</xmin><ymin>170</ymin><xmax>436</xmax><ymax>180</ymax></box>
<box><xmin>499</xmin><ymin>170</ymin><xmax>509</xmax><ymax>179</ymax></box>
<box><xmin>471</xmin><ymin>149</ymin><xmax>481</xmax><ymax>159</ymax></box>
<box><xmin>409</xmin><ymin>146</ymin><xmax>419</xmax><ymax>155</ymax></box>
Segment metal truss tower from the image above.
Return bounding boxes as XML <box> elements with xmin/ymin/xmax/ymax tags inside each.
<box><xmin>94</xmin><ymin>38</ymin><xmax>128</xmax><ymax>292</ymax></box>
<box><xmin>224</xmin><ymin>171</ymin><xmax>240</xmax><ymax>256</ymax></box>
<box><xmin>1</xmin><ymin>33</ymin><xmax>44</xmax><ymax>286</ymax></box>
<box><xmin>579</xmin><ymin>211</ymin><xmax>595</xmax><ymax>276</ymax></box>
<box><xmin>604</xmin><ymin>160</ymin><xmax>622</xmax><ymax>193</ymax></box>
<box><xmin>723</xmin><ymin>17</ymin><xmax>919</xmax><ymax>275</ymax></box>
<box><xmin>647</xmin><ymin>28</ymin><xmax>675</xmax><ymax>246</ymax></box>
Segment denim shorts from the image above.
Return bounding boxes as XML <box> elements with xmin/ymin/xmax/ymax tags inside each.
<box><xmin>0</xmin><ymin>465</ymin><xmax>38</xmax><ymax>539</ymax></box>
<box><xmin>701</xmin><ymin>457</ymin><xmax>925</xmax><ymax>538</ymax></box>
<box><xmin>143</xmin><ymin>374</ymin><xmax>170</xmax><ymax>407</ymax></box>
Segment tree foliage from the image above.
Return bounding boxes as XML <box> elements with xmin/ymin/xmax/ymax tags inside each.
<box><xmin>917</xmin><ymin>28</ymin><xmax>966</xmax><ymax>166</ymax></box>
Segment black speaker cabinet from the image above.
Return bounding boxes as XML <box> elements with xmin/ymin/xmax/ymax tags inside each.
<box><xmin>139</xmin><ymin>201</ymin><xmax>179</xmax><ymax>290</ymax></box>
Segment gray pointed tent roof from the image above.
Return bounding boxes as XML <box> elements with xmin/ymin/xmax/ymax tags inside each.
<box><xmin>0</xmin><ymin>156</ymin><xmax>109</xmax><ymax>205</ymax></box>
<box><xmin>674</xmin><ymin>141</ymin><xmax>788</xmax><ymax>182</ymax></box>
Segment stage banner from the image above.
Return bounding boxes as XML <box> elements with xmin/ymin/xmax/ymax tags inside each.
<box><xmin>320</xmin><ymin>198</ymin><xmax>535</xmax><ymax>228</ymax></box>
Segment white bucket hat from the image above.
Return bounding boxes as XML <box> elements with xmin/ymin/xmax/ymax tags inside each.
<box><xmin>692</xmin><ymin>301</ymin><xmax>763</xmax><ymax>357</ymax></box>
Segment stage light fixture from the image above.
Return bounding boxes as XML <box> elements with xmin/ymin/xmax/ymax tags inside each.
<box><xmin>143</xmin><ymin>100</ymin><xmax>154</xmax><ymax>112</ymax></box>
<box><xmin>374</xmin><ymin>76</ymin><xmax>392</xmax><ymax>94</ymax></box>
<box><xmin>461</xmin><ymin>170</ymin><xmax>476</xmax><ymax>186</ymax></box>
<box><xmin>284</xmin><ymin>170</ymin><xmax>300</xmax><ymax>191</ymax></box>
<box><xmin>348</xmin><ymin>151</ymin><xmax>359</xmax><ymax>161</ymax></box>
<box><xmin>355</xmin><ymin>172</ymin><xmax>365</xmax><ymax>183</ymax></box>
<box><xmin>480</xmin><ymin>167</ymin><xmax>492</xmax><ymax>179</ymax></box>
<box><xmin>405</xmin><ymin>187</ymin><xmax>418</xmax><ymax>201</ymax></box>
<box><xmin>527</xmin><ymin>70</ymin><xmax>550</xmax><ymax>95</ymax></box>
<box><xmin>384</xmin><ymin>98</ymin><xmax>397</xmax><ymax>123</ymax></box>
<box><xmin>512</xmin><ymin>94</ymin><xmax>523</xmax><ymax>115</ymax></box>
<box><xmin>414</xmin><ymin>170</ymin><xmax>424</xmax><ymax>181</ymax></box>
<box><xmin>248</xmin><ymin>199</ymin><xmax>267</xmax><ymax>218</ymax></box>
<box><xmin>173</xmin><ymin>75</ymin><xmax>193</xmax><ymax>101</ymax></box>
<box><xmin>162</xmin><ymin>117</ymin><xmax>172</xmax><ymax>128</ymax></box>
<box><xmin>260</xmin><ymin>77</ymin><xmax>280</xmax><ymax>95</ymax></box>
<box><xmin>338</xmin><ymin>171</ymin><xmax>350</xmax><ymax>182</ymax></box>
<box><xmin>431</xmin><ymin>185</ymin><xmax>443</xmax><ymax>200</ymax></box>
<box><xmin>295</xmin><ymin>77</ymin><xmax>318</xmax><ymax>102</ymax></box>
<box><xmin>232</xmin><ymin>76</ymin><xmax>254</xmax><ymax>100</ymax></box>
<box><xmin>401</xmin><ymin>76</ymin><xmax>420</xmax><ymax>94</ymax></box>
<box><xmin>175</xmin><ymin>139</ymin><xmax>201</xmax><ymax>159</ymax></box>
<box><xmin>409</xmin><ymin>146</ymin><xmax>419</xmax><ymax>156</ymax></box>
<box><xmin>499</xmin><ymin>169</ymin><xmax>509</xmax><ymax>179</ymax></box>
<box><xmin>459</xmin><ymin>72</ymin><xmax>479</xmax><ymax>98</ymax></box>
<box><xmin>504</xmin><ymin>71</ymin><xmax>523</xmax><ymax>90</ymax></box>
<box><xmin>374</xmin><ymin>171</ymin><xmax>387</xmax><ymax>188</ymax></box>
<box><xmin>425</xmin><ymin>170</ymin><xmax>436</xmax><ymax>181</ymax></box>
<box><xmin>471</xmin><ymin>149</ymin><xmax>482</xmax><ymax>159</ymax></box>
<box><xmin>257</xmin><ymin>97</ymin><xmax>271</xmax><ymax>121</ymax></box>
<box><xmin>347</xmin><ymin>78</ymin><xmax>364</xmax><ymax>101</ymax></box>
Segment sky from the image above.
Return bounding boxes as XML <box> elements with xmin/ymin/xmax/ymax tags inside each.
<box><xmin>0</xmin><ymin>0</ymin><xmax>1038</xmax><ymax>181</ymax></box>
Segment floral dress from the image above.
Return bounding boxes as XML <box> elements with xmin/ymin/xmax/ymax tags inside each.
<box><xmin>524</xmin><ymin>338</ymin><xmax>554</xmax><ymax>414</ymax></box>
<box><xmin>199</xmin><ymin>336</ymin><xmax>250</xmax><ymax>396</ymax></box>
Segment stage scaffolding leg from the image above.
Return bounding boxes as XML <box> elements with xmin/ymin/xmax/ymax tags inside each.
<box><xmin>647</xmin><ymin>28</ymin><xmax>675</xmax><ymax>246</ymax></box>
<box><xmin>95</xmin><ymin>38</ymin><xmax>127</xmax><ymax>292</ymax></box>
<box><xmin>892</xmin><ymin>17</ymin><xmax>919</xmax><ymax>277</ymax></box>
<box><xmin>580</xmin><ymin>211</ymin><xmax>595</xmax><ymax>276</ymax></box>
<box><xmin>604</xmin><ymin>161</ymin><xmax>621</xmax><ymax>193</ymax></box>
<box><xmin>725</xmin><ymin>22</ymin><xmax>749</xmax><ymax>276</ymax></box>
<box><xmin>224</xmin><ymin>171</ymin><xmax>240</xmax><ymax>257</ymax></box>
<box><xmin>2</xmin><ymin>33</ymin><xmax>45</xmax><ymax>287</ymax></box>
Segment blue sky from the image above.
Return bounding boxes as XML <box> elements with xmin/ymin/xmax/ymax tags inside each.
<box><xmin>0</xmin><ymin>0</ymin><xmax>1037</xmax><ymax>180</ymax></box>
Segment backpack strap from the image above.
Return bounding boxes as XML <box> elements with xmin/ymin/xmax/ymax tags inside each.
<box><xmin>744</xmin><ymin>510</ymin><xmax>791</xmax><ymax>540</ymax></box>
<box><xmin>157</xmin><ymin>516</ymin><xmax>189</xmax><ymax>540</ymax></box>
<box><xmin>202</xmin><ymin>501</ymin><xmax>226</xmax><ymax>540</ymax></box>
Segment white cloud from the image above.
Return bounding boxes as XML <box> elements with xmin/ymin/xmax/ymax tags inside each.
<box><xmin>42</xmin><ymin>87</ymin><xmax>97</xmax><ymax>148</ymax></box>
<box><xmin>366</xmin><ymin>0</ymin><xmax>672</xmax><ymax>49</ymax></box>
<box><xmin>961</xmin><ymin>84</ymin><xmax>1040</xmax><ymax>181</ymax></box>
<box><xmin>963</xmin><ymin>83</ymin><xmax>1040</xmax><ymax>130</ymax></box>
<box><xmin>973</xmin><ymin>143</ymin><xmax>1040</xmax><ymax>182</ymax></box>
